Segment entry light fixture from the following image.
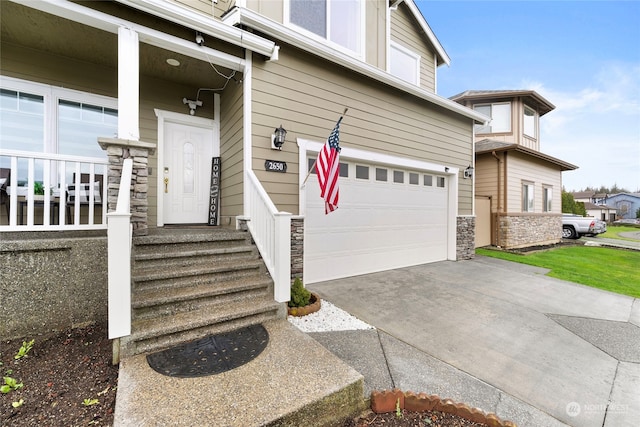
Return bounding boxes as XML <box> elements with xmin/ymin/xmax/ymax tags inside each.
<box><xmin>464</xmin><ymin>165</ymin><xmax>474</xmax><ymax>179</ymax></box>
<box><xmin>271</xmin><ymin>125</ymin><xmax>287</xmax><ymax>150</ymax></box>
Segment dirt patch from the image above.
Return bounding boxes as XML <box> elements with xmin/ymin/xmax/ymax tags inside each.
<box><xmin>0</xmin><ymin>323</ymin><xmax>118</xmax><ymax>426</ymax></box>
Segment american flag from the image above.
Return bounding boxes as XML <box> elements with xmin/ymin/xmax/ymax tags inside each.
<box><xmin>316</xmin><ymin>116</ymin><xmax>343</xmax><ymax>214</ymax></box>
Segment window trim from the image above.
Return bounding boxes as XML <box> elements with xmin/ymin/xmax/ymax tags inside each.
<box><xmin>283</xmin><ymin>0</ymin><xmax>366</xmax><ymax>58</ymax></box>
<box><xmin>522</xmin><ymin>181</ymin><xmax>535</xmax><ymax>212</ymax></box>
<box><xmin>389</xmin><ymin>41</ymin><xmax>421</xmax><ymax>86</ymax></box>
<box><xmin>523</xmin><ymin>104</ymin><xmax>537</xmax><ymax>138</ymax></box>
<box><xmin>543</xmin><ymin>186</ymin><xmax>553</xmax><ymax>213</ymax></box>
<box><xmin>473</xmin><ymin>102</ymin><xmax>511</xmax><ymax>134</ymax></box>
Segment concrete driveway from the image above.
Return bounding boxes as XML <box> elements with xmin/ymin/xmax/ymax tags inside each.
<box><xmin>308</xmin><ymin>256</ymin><xmax>640</xmax><ymax>427</ymax></box>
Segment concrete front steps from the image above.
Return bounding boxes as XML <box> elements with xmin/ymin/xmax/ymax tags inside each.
<box><xmin>117</xmin><ymin>228</ymin><xmax>285</xmax><ymax>359</ymax></box>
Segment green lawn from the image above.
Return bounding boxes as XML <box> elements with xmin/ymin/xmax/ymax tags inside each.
<box><xmin>476</xmin><ymin>246</ymin><xmax>640</xmax><ymax>298</ymax></box>
<box><xmin>600</xmin><ymin>225</ymin><xmax>640</xmax><ymax>241</ymax></box>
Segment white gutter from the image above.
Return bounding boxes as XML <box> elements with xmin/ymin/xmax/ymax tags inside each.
<box><xmin>10</xmin><ymin>0</ymin><xmax>246</xmax><ymax>72</ymax></box>
<box><xmin>116</xmin><ymin>0</ymin><xmax>279</xmax><ymax>60</ymax></box>
<box><xmin>222</xmin><ymin>7</ymin><xmax>486</xmax><ymax>123</ymax></box>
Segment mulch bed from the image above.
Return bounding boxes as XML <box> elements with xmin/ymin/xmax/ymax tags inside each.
<box><xmin>0</xmin><ymin>323</ymin><xmax>118</xmax><ymax>426</ymax></box>
<box><xmin>344</xmin><ymin>409</ymin><xmax>488</xmax><ymax>426</ymax></box>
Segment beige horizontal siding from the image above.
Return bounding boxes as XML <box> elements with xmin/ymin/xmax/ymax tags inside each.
<box><xmin>220</xmin><ymin>79</ymin><xmax>245</xmax><ymax>218</ymax></box>
<box><xmin>251</xmin><ymin>47</ymin><xmax>473</xmax><ymax>215</ymax></box>
<box><xmin>391</xmin><ymin>4</ymin><xmax>436</xmax><ymax>92</ymax></box>
<box><xmin>505</xmin><ymin>152</ymin><xmax>562</xmax><ymax>213</ymax></box>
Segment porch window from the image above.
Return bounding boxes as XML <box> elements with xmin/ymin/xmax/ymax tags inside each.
<box><xmin>1</xmin><ymin>77</ymin><xmax>117</xmax><ymax>182</ymax></box>
<box><xmin>288</xmin><ymin>0</ymin><xmax>363</xmax><ymax>55</ymax></box>
<box><xmin>0</xmin><ymin>89</ymin><xmax>44</xmax><ymax>153</ymax></box>
<box><xmin>474</xmin><ymin>102</ymin><xmax>511</xmax><ymax>134</ymax></box>
<box><xmin>543</xmin><ymin>186</ymin><xmax>552</xmax><ymax>212</ymax></box>
<box><xmin>522</xmin><ymin>182</ymin><xmax>534</xmax><ymax>212</ymax></box>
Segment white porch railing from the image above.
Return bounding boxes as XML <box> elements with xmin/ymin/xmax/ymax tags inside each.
<box><xmin>244</xmin><ymin>170</ymin><xmax>291</xmax><ymax>302</ymax></box>
<box><xmin>107</xmin><ymin>158</ymin><xmax>133</xmax><ymax>339</ymax></box>
<box><xmin>0</xmin><ymin>150</ymin><xmax>108</xmax><ymax>231</ymax></box>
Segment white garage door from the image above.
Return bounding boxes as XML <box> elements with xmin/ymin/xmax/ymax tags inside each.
<box><xmin>305</xmin><ymin>159</ymin><xmax>449</xmax><ymax>283</ymax></box>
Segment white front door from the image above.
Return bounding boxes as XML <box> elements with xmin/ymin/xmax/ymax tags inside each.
<box><xmin>163</xmin><ymin>121</ymin><xmax>218</xmax><ymax>224</ymax></box>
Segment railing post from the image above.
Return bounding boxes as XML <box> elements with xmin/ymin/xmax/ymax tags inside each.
<box><xmin>106</xmin><ymin>158</ymin><xmax>133</xmax><ymax>339</ymax></box>
<box><xmin>273</xmin><ymin>211</ymin><xmax>291</xmax><ymax>302</ymax></box>
<box><xmin>107</xmin><ymin>213</ymin><xmax>132</xmax><ymax>339</ymax></box>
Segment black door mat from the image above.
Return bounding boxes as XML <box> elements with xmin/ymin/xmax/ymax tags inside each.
<box><xmin>146</xmin><ymin>324</ymin><xmax>269</xmax><ymax>378</ymax></box>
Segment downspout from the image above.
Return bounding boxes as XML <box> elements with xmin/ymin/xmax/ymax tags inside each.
<box><xmin>491</xmin><ymin>151</ymin><xmax>501</xmax><ymax>247</ymax></box>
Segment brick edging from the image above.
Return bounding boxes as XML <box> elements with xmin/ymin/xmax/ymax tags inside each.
<box><xmin>370</xmin><ymin>389</ymin><xmax>517</xmax><ymax>427</ymax></box>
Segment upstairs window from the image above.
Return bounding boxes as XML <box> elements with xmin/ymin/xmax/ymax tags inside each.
<box><xmin>390</xmin><ymin>42</ymin><xmax>420</xmax><ymax>85</ymax></box>
<box><xmin>288</xmin><ymin>0</ymin><xmax>363</xmax><ymax>55</ymax></box>
<box><xmin>474</xmin><ymin>102</ymin><xmax>511</xmax><ymax>134</ymax></box>
<box><xmin>523</xmin><ymin>105</ymin><xmax>536</xmax><ymax>138</ymax></box>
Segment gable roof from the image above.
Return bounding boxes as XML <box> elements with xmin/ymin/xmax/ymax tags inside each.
<box><xmin>475</xmin><ymin>139</ymin><xmax>578</xmax><ymax>171</ymax></box>
<box><xmin>399</xmin><ymin>0</ymin><xmax>451</xmax><ymax>66</ymax></box>
<box><xmin>451</xmin><ymin>90</ymin><xmax>555</xmax><ymax>116</ymax></box>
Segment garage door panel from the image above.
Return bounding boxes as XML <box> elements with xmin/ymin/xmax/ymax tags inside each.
<box><xmin>305</xmin><ymin>160</ymin><xmax>449</xmax><ymax>283</ymax></box>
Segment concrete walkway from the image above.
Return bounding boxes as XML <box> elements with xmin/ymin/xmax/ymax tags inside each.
<box><xmin>308</xmin><ymin>256</ymin><xmax>640</xmax><ymax>427</ymax></box>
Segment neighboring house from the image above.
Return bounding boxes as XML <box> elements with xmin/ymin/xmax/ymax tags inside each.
<box><xmin>571</xmin><ymin>191</ymin><xmax>617</xmax><ymax>221</ymax></box>
<box><xmin>451</xmin><ymin>90</ymin><xmax>578</xmax><ymax>249</ymax></box>
<box><xmin>0</xmin><ymin>0</ymin><xmax>483</xmax><ymax>338</ymax></box>
<box><xmin>606</xmin><ymin>193</ymin><xmax>640</xmax><ymax>220</ymax></box>
<box><xmin>583</xmin><ymin>202</ymin><xmax>617</xmax><ymax>222</ymax></box>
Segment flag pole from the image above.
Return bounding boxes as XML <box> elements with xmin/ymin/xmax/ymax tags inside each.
<box><xmin>301</xmin><ymin>108</ymin><xmax>348</xmax><ymax>189</ymax></box>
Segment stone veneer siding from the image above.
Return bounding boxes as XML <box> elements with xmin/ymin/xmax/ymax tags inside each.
<box><xmin>291</xmin><ymin>217</ymin><xmax>304</xmax><ymax>280</ymax></box>
<box><xmin>456</xmin><ymin>216</ymin><xmax>475</xmax><ymax>260</ymax></box>
<box><xmin>100</xmin><ymin>138</ymin><xmax>155</xmax><ymax>237</ymax></box>
<box><xmin>498</xmin><ymin>214</ymin><xmax>561</xmax><ymax>249</ymax></box>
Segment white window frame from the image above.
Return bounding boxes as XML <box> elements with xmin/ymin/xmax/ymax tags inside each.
<box><xmin>389</xmin><ymin>41</ymin><xmax>420</xmax><ymax>86</ymax></box>
<box><xmin>523</xmin><ymin>104</ymin><xmax>537</xmax><ymax>138</ymax></box>
<box><xmin>1</xmin><ymin>75</ymin><xmax>117</xmax><ymax>156</ymax></box>
<box><xmin>284</xmin><ymin>0</ymin><xmax>366</xmax><ymax>58</ymax></box>
<box><xmin>522</xmin><ymin>181</ymin><xmax>535</xmax><ymax>212</ymax></box>
<box><xmin>543</xmin><ymin>186</ymin><xmax>553</xmax><ymax>212</ymax></box>
<box><xmin>474</xmin><ymin>102</ymin><xmax>511</xmax><ymax>134</ymax></box>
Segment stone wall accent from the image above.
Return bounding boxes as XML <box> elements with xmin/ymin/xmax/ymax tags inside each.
<box><xmin>99</xmin><ymin>138</ymin><xmax>155</xmax><ymax>237</ymax></box>
<box><xmin>456</xmin><ymin>216</ymin><xmax>475</xmax><ymax>260</ymax></box>
<box><xmin>291</xmin><ymin>217</ymin><xmax>304</xmax><ymax>280</ymax></box>
<box><xmin>371</xmin><ymin>389</ymin><xmax>516</xmax><ymax>426</ymax></box>
<box><xmin>0</xmin><ymin>234</ymin><xmax>107</xmax><ymax>340</ymax></box>
<box><xmin>498</xmin><ymin>214</ymin><xmax>561</xmax><ymax>249</ymax></box>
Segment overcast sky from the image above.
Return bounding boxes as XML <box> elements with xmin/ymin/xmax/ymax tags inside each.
<box><xmin>416</xmin><ymin>0</ymin><xmax>640</xmax><ymax>192</ymax></box>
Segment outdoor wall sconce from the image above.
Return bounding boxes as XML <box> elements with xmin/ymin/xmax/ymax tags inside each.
<box><xmin>271</xmin><ymin>125</ymin><xmax>287</xmax><ymax>150</ymax></box>
<box><xmin>464</xmin><ymin>165</ymin><xmax>474</xmax><ymax>179</ymax></box>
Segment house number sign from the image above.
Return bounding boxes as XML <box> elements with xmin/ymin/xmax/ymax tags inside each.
<box><xmin>264</xmin><ymin>160</ymin><xmax>287</xmax><ymax>173</ymax></box>
<box><xmin>208</xmin><ymin>157</ymin><xmax>221</xmax><ymax>226</ymax></box>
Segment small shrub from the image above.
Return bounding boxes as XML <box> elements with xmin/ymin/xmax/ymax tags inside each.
<box><xmin>288</xmin><ymin>277</ymin><xmax>311</xmax><ymax>308</ymax></box>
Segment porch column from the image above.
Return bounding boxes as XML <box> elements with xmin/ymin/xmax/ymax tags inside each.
<box><xmin>118</xmin><ymin>26</ymin><xmax>140</xmax><ymax>141</ymax></box>
<box><xmin>99</xmin><ymin>138</ymin><xmax>156</xmax><ymax>236</ymax></box>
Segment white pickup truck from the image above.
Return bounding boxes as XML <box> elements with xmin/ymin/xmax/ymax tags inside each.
<box><xmin>562</xmin><ymin>214</ymin><xmax>607</xmax><ymax>239</ymax></box>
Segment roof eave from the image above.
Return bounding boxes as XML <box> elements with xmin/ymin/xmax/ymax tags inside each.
<box><xmin>477</xmin><ymin>143</ymin><xmax>578</xmax><ymax>171</ymax></box>
<box><xmin>222</xmin><ymin>7</ymin><xmax>486</xmax><ymax>123</ymax></box>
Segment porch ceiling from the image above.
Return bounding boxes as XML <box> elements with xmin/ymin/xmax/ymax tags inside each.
<box><xmin>1</xmin><ymin>1</ymin><xmax>236</xmax><ymax>91</ymax></box>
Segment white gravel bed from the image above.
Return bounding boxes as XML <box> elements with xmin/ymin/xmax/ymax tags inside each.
<box><xmin>287</xmin><ymin>299</ymin><xmax>375</xmax><ymax>332</ymax></box>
